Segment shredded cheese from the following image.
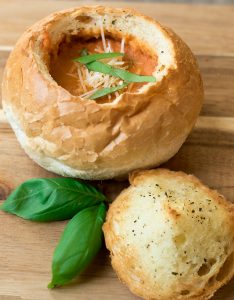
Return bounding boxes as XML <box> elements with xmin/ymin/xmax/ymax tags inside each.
<box><xmin>77</xmin><ymin>64</ymin><xmax>87</xmax><ymax>93</ymax></box>
<box><xmin>120</xmin><ymin>38</ymin><xmax>125</xmax><ymax>53</ymax></box>
<box><xmin>70</xmin><ymin>23</ymin><xmax>129</xmax><ymax>100</ymax></box>
<box><xmin>100</xmin><ymin>20</ymin><xmax>107</xmax><ymax>52</ymax></box>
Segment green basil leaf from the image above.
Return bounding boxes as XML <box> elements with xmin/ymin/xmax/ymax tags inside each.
<box><xmin>0</xmin><ymin>178</ymin><xmax>106</xmax><ymax>222</ymax></box>
<box><xmin>87</xmin><ymin>60</ymin><xmax>112</xmax><ymax>74</ymax></box>
<box><xmin>86</xmin><ymin>61</ymin><xmax>156</xmax><ymax>83</ymax></box>
<box><xmin>112</xmin><ymin>67</ymin><xmax>156</xmax><ymax>83</ymax></box>
<box><xmin>48</xmin><ymin>203</ymin><xmax>106</xmax><ymax>288</ymax></box>
<box><xmin>90</xmin><ymin>82</ymin><xmax>128</xmax><ymax>100</ymax></box>
<box><xmin>74</xmin><ymin>52</ymin><xmax>124</xmax><ymax>64</ymax></box>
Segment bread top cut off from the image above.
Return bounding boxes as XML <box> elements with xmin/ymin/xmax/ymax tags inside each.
<box><xmin>103</xmin><ymin>169</ymin><xmax>234</xmax><ymax>300</ymax></box>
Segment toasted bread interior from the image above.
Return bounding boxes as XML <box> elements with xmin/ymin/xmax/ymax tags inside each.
<box><xmin>103</xmin><ymin>169</ymin><xmax>234</xmax><ymax>300</ymax></box>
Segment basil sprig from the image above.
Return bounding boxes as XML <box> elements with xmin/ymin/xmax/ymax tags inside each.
<box><xmin>74</xmin><ymin>52</ymin><xmax>124</xmax><ymax>64</ymax></box>
<box><xmin>48</xmin><ymin>203</ymin><xmax>106</xmax><ymax>288</ymax></box>
<box><xmin>90</xmin><ymin>82</ymin><xmax>128</xmax><ymax>100</ymax></box>
<box><xmin>73</xmin><ymin>49</ymin><xmax>156</xmax><ymax>100</ymax></box>
<box><xmin>86</xmin><ymin>61</ymin><xmax>156</xmax><ymax>83</ymax></box>
<box><xmin>1</xmin><ymin>178</ymin><xmax>108</xmax><ymax>288</ymax></box>
<box><xmin>0</xmin><ymin>178</ymin><xmax>105</xmax><ymax>222</ymax></box>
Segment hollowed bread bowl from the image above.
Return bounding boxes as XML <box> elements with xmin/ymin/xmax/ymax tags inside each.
<box><xmin>2</xmin><ymin>6</ymin><xmax>203</xmax><ymax>179</ymax></box>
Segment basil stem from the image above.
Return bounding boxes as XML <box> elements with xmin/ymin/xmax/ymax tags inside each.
<box><xmin>80</xmin><ymin>48</ymin><xmax>88</xmax><ymax>57</ymax></box>
<box><xmin>74</xmin><ymin>52</ymin><xmax>124</xmax><ymax>64</ymax></box>
<box><xmin>0</xmin><ymin>178</ymin><xmax>106</xmax><ymax>222</ymax></box>
<box><xmin>86</xmin><ymin>61</ymin><xmax>156</xmax><ymax>83</ymax></box>
<box><xmin>48</xmin><ymin>203</ymin><xmax>106</xmax><ymax>288</ymax></box>
<box><xmin>90</xmin><ymin>82</ymin><xmax>128</xmax><ymax>100</ymax></box>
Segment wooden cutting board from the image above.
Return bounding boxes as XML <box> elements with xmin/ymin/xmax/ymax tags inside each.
<box><xmin>0</xmin><ymin>1</ymin><xmax>233</xmax><ymax>299</ymax></box>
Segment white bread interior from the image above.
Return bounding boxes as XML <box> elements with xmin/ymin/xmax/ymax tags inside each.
<box><xmin>2</xmin><ymin>6</ymin><xmax>203</xmax><ymax>179</ymax></box>
<box><xmin>103</xmin><ymin>169</ymin><xmax>234</xmax><ymax>299</ymax></box>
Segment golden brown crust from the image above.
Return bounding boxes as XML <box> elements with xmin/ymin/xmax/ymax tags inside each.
<box><xmin>2</xmin><ymin>6</ymin><xmax>203</xmax><ymax>179</ymax></box>
<box><xmin>103</xmin><ymin>169</ymin><xmax>234</xmax><ymax>300</ymax></box>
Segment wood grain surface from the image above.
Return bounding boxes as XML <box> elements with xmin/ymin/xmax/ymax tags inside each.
<box><xmin>0</xmin><ymin>1</ymin><xmax>233</xmax><ymax>300</ymax></box>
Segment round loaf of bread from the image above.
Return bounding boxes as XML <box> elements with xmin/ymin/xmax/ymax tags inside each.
<box><xmin>2</xmin><ymin>6</ymin><xmax>203</xmax><ymax>180</ymax></box>
<box><xmin>103</xmin><ymin>169</ymin><xmax>234</xmax><ymax>299</ymax></box>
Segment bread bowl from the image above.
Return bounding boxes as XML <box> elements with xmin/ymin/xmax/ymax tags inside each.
<box><xmin>103</xmin><ymin>169</ymin><xmax>234</xmax><ymax>299</ymax></box>
<box><xmin>2</xmin><ymin>6</ymin><xmax>203</xmax><ymax>180</ymax></box>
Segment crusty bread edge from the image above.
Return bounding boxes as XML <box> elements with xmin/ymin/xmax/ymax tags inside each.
<box><xmin>2</xmin><ymin>6</ymin><xmax>203</xmax><ymax>179</ymax></box>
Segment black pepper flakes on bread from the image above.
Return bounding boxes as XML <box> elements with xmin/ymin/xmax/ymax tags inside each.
<box><xmin>103</xmin><ymin>169</ymin><xmax>234</xmax><ymax>300</ymax></box>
